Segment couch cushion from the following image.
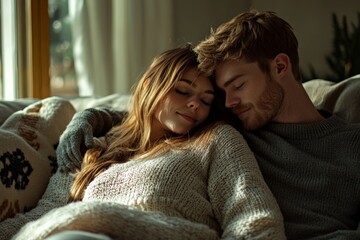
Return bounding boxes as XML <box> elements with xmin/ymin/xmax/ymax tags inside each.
<box><xmin>303</xmin><ymin>74</ymin><xmax>360</xmax><ymax>123</ymax></box>
<box><xmin>0</xmin><ymin>99</ymin><xmax>38</xmax><ymax>126</ymax></box>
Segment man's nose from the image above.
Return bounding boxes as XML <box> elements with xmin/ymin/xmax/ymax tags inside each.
<box><xmin>225</xmin><ymin>94</ymin><xmax>240</xmax><ymax>108</ymax></box>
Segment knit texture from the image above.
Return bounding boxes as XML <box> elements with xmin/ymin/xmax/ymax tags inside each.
<box><xmin>56</xmin><ymin>108</ymin><xmax>126</xmax><ymax>172</ymax></box>
<box><xmin>0</xmin><ymin>171</ymin><xmax>73</xmax><ymax>239</ymax></box>
<box><xmin>242</xmin><ymin>115</ymin><xmax>360</xmax><ymax>239</ymax></box>
<box><xmin>12</xmin><ymin>124</ymin><xmax>285</xmax><ymax>240</ymax></box>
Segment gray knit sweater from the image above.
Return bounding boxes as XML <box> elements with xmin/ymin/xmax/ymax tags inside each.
<box><xmin>242</xmin><ymin>115</ymin><xmax>360</xmax><ymax>240</ymax></box>
<box><xmin>4</xmin><ymin>124</ymin><xmax>286</xmax><ymax>240</ymax></box>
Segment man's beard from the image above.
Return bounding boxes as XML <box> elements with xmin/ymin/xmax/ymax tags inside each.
<box><xmin>240</xmin><ymin>77</ymin><xmax>284</xmax><ymax>130</ymax></box>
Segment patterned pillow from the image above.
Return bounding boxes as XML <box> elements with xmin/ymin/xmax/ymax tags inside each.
<box><xmin>0</xmin><ymin>97</ymin><xmax>75</xmax><ymax>221</ymax></box>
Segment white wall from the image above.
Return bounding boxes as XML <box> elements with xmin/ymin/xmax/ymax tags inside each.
<box><xmin>251</xmin><ymin>0</ymin><xmax>360</xmax><ymax>79</ymax></box>
<box><xmin>171</xmin><ymin>0</ymin><xmax>360</xmax><ymax>79</ymax></box>
<box><xmin>172</xmin><ymin>0</ymin><xmax>250</xmax><ymax>45</ymax></box>
<box><xmin>127</xmin><ymin>0</ymin><xmax>251</xmax><ymax>79</ymax></box>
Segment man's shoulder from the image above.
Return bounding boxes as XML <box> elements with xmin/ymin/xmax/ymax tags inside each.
<box><xmin>331</xmin><ymin>114</ymin><xmax>360</xmax><ymax>132</ymax></box>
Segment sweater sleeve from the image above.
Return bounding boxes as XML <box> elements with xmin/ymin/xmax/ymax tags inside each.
<box><xmin>207</xmin><ymin>124</ymin><xmax>286</xmax><ymax>239</ymax></box>
<box><xmin>0</xmin><ymin>170</ymin><xmax>73</xmax><ymax>239</ymax></box>
<box><xmin>56</xmin><ymin>108</ymin><xmax>127</xmax><ymax>173</ymax></box>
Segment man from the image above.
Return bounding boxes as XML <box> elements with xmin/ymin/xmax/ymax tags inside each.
<box><xmin>56</xmin><ymin>10</ymin><xmax>359</xmax><ymax>239</ymax></box>
<box><xmin>194</xmin><ymin>10</ymin><xmax>360</xmax><ymax>239</ymax></box>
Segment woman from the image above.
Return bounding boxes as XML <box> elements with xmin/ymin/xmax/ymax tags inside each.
<box><xmin>11</xmin><ymin>45</ymin><xmax>285</xmax><ymax>240</ymax></box>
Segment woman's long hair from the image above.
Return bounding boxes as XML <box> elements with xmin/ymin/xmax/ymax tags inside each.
<box><xmin>69</xmin><ymin>44</ymin><xmax>221</xmax><ymax>202</ymax></box>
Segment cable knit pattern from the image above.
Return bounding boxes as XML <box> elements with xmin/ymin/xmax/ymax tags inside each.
<box><xmin>12</xmin><ymin>124</ymin><xmax>285</xmax><ymax>240</ymax></box>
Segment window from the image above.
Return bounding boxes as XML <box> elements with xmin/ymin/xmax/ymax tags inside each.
<box><xmin>0</xmin><ymin>0</ymin><xmax>77</xmax><ymax>100</ymax></box>
<box><xmin>49</xmin><ymin>0</ymin><xmax>77</xmax><ymax>96</ymax></box>
<box><xmin>0</xmin><ymin>2</ymin><xmax>3</xmax><ymax>99</ymax></box>
<box><xmin>0</xmin><ymin>0</ymin><xmax>18</xmax><ymax>100</ymax></box>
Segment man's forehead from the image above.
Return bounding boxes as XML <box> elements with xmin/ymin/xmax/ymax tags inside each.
<box><xmin>215</xmin><ymin>60</ymin><xmax>241</xmax><ymax>82</ymax></box>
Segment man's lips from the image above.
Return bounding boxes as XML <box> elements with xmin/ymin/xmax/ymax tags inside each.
<box><xmin>232</xmin><ymin>106</ymin><xmax>251</xmax><ymax>117</ymax></box>
<box><xmin>177</xmin><ymin>112</ymin><xmax>196</xmax><ymax>123</ymax></box>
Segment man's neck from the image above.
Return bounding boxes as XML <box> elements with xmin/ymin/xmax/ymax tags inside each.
<box><xmin>274</xmin><ymin>82</ymin><xmax>325</xmax><ymax>124</ymax></box>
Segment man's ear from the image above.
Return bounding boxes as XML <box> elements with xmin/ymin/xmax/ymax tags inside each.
<box><xmin>274</xmin><ymin>53</ymin><xmax>290</xmax><ymax>76</ymax></box>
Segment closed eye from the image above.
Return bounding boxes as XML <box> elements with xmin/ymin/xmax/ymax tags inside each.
<box><xmin>175</xmin><ymin>88</ymin><xmax>189</xmax><ymax>95</ymax></box>
<box><xmin>175</xmin><ymin>85</ymin><xmax>213</xmax><ymax>106</ymax></box>
<box><xmin>201</xmin><ymin>99</ymin><xmax>212</xmax><ymax>106</ymax></box>
<box><xmin>235</xmin><ymin>82</ymin><xmax>245</xmax><ymax>90</ymax></box>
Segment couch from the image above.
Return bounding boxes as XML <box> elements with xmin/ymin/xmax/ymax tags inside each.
<box><xmin>0</xmin><ymin>75</ymin><xmax>359</xmax><ymax>238</ymax></box>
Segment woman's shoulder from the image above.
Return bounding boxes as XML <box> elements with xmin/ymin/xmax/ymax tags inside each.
<box><xmin>209</xmin><ymin>121</ymin><xmax>242</xmax><ymax>137</ymax></box>
<box><xmin>194</xmin><ymin>122</ymin><xmax>245</xmax><ymax>148</ymax></box>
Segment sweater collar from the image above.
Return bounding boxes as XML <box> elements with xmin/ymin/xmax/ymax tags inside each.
<box><xmin>256</xmin><ymin>114</ymin><xmax>346</xmax><ymax>140</ymax></box>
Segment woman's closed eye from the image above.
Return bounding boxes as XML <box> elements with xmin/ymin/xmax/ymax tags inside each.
<box><xmin>175</xmin><ymin>88</ymin><xmax>189</xmax><ymax>95</ymax></box>
<box><xmin>176</xmin><ymin>88</ymin><xmax>212</xmax><ymax>106</ymax></box>
<box><xmin>201</xmin><ymin>98</ymin><xmax>212</xmax><ymax>106</ymax></box>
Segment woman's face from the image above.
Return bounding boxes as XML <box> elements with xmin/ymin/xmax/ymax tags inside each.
<box><xmin>152</xmin><ymin>67</ymin><xmax>215</xmax><ymax>141</ymax></box>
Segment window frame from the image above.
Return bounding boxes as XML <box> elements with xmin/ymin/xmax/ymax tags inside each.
<box><xmin>26</xmin><ymin>0</ymin><xmax>50</xmax><ymax>98</ymax></box>
<box><xmin>1</xmin><ymin>0</ymin><xmax>49</xmax><ymax>100</ymax></box>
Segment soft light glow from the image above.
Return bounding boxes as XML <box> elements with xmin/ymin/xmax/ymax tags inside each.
<box><xmin>1</xmin><ymin>0</ymin><xmax>17</xmax><ymax>100</ymax></box>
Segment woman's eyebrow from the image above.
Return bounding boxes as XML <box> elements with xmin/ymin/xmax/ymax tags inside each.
<box><xmin>179</xmin><ymin>79</ymin><xmax>215</xmax><ymax>95</ymax></box>
<box><xmin>179</xmin><ymin>78</ymin><xmax>196</xmax><ymax>86</ymax></box>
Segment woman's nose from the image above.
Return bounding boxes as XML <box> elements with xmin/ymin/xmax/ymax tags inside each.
<box><xmin>187</xmin><ymin>98</ymin><xmax>200</xmax><ymax>110</ymax></box>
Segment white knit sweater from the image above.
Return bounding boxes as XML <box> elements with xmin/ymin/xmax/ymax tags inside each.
<box><xmin>8</xmin><ymin>124</ymin><xmax>285</xmax><ymax>240</ymax></box>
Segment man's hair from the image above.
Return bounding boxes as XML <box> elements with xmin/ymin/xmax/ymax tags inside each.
<box><xmin>195</xmin><ymin>10</ymin><xmax>301</xmax><ymax>82</ymax></box>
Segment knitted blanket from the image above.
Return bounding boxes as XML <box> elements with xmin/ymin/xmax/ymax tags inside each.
<box><xmin>13</xmin><ymin>200</ymin><xmax>219</xmax><ymax>240</ymax></box>
<box><xmin>0</xmin><ymin>167</ymin><xmax>217</xmax><ymax>240</ymax></box>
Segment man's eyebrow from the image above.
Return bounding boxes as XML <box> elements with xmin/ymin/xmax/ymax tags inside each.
<box><xmin>179</xmin><ymin>79</ymin><xmax>215</xmax><ymax>95</ymax></box>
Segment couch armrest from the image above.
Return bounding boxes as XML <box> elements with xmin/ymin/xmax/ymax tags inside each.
<box><xmin>304</xmin><ymin>74</ymin><xmax>360</xmax><ymax>123</ymax></box>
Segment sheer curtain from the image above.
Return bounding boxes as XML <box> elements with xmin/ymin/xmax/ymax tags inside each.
<box><xmin>69</xmin><ymin>0</ymin><xmax>174</xmax><ymax>96</ymax></box>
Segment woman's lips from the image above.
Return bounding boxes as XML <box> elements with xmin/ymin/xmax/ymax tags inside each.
<box><xmin>177</xmin><ymin>112</ymin><xmax>196</xmax><ymax>123</ymax></box>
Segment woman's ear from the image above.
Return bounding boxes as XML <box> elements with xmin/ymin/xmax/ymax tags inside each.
<box><xmin>274</xmin><ymin>53</ymin><xmax>290</xmax><ymax>76</ymax></box>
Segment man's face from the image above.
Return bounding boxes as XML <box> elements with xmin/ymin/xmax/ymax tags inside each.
<box><xmin>215</xmin><ymin>59</ymin><xmax>284</xmax><ymax>130</ymax></box>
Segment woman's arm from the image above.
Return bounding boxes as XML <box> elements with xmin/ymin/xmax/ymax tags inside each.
<box><xmin>56</xmin><ymin>108</ymin><xmax>126</xmax><ymax>173</ymax></box>
<box><xmin>208</xmin><ymin>124</ymin><xmax>286</xmax><ymax>239</ymax></box>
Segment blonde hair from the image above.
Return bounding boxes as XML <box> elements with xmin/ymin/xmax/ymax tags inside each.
<box><xmin>69</xmin><ymin>44</ymin><xmax>221</xmax><ymax>202</ymax></box>
<box><xmin>195</xmin><ymin>10</ymin><xmax>301</xmax><ymax>82</ymax></box>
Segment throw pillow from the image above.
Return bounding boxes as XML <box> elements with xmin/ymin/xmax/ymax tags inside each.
<box><xmin>0</xmin><ymin>97</ymin><xmax>75</xmax><ymax>221</ymax></box>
